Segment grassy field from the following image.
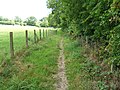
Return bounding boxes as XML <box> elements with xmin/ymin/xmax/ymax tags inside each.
<box><xmin>0</xmin><ymin>25</ymin><xmax>53</xmax><ymax>61</ymax></box>
<box><xmin>0</xmin><ymin>31</ymin><xmax>60</xmax><ymax>90</ymax></box>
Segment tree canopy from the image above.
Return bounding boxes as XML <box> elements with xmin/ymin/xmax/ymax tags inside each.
<box><xmin>47</xmin><ymin>0</ymin><xmax>120</xmax><ymax>69</ymax></box>
<box><xmin>24</xmin><ymin>16</ymin><xmax>37</xmax><ymax>26</ymax></box>
<box><xmin>14</xmin><ymin>16</ymin><xmax>22</xmax><ymax>23</ymax></box>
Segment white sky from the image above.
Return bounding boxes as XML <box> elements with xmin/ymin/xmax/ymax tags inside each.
<box><xmin>0</xmin><ymin>0</ymin><xmax>51</xmax><ymax>20</ymax></box>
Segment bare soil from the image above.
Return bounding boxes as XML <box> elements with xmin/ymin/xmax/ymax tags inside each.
<box><xmin>56</xmin><ymin>38</ymin><xmax>68</xmax><ymax>90</ymax></box>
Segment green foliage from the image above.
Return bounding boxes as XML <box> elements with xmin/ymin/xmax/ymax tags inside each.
<box><xmin>97</xmin><ymin>81</ymin><xmax>109</xmax><ymax>90</ymax></box>
<box><xmin>14</xmin><ymin>16</ymin><xmax>22</xmax><ymax>25</ymax></box>
<box><xmin>47</xmin><ymin>0</ymin><xmax>120</xmax><ymax>89</ymax></box>
<box><xmin>0</xmin><ymin>21</ymin><xmax>14</xmax><ymax>25</ymax></box>
<box><xmin>64</xmin><ymin>37</ymin><xmax>98</xmax><ymax>90</ymax></box>
<box><xmin>64</xmin><ymin>36</ymin><xmax>120</xmax><ymax>89</ymax></box>
<box><xmin>39</xmin><ymin>17</ymin><xmax>49</xmax><ymax>27</ymax></box>
<box><xmin>106</xmin><ymin>25</ymin><xmax>120</xmax><ymax>68</ymax></box>
<box><xmin>0</xmin><ymin>16</ymin><xmax>9</xmax><ymax>21</ymax></box>
<box><xmin>0</xmin><ymin>16</ymin><xmax>14</xmax><ymax>25</ymax></box>
<box><xmin>24</xmin><ymin>16</ymin><xmax>37</xmax><ymax>26</ymax></box>
<box><xmin>47</xmin><ymin>0</ymin><xmax>120</xmax><ymax>69</ymax></box>
<box><xmin>0</xmin><ymin>16</ymin><xmax>4</xmax><ymax>21</ymax></box>
<box><xmin>48</xmin><ymin>13</ymin><xmax>58</xmax><ymax>27</ymax></box>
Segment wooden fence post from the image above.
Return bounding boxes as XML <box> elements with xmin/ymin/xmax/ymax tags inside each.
<box><xmin>25</xmin><ymin>30</ymin><xmax>28</xmax><ymax>48</ymax></box>
<box><xmin>39</xmin><ymin>29</ymin><xmax>41</xmax><ymax>40</ymax></box>
<box><xmin>36</xmin><ymin>30</ymin><xmax>39</xmax><ymax>42</ymax></box>
<box><xmin>48</xmin><ymin>29</ymin><xmax>50</xmax><ymax>36</ymax></box>
<box><xmin>34</xmin><ymin>30</ymin><xmax>37</xmax><ymax>43</ymax></box>
<box><xmin>48</xmin><ymin>29</ymin><xmax>49</xmax><ymax>36</ymax></box>
<box><xmin>56</xmin><ymin>30</ymin><xmax>57</xmax><ymax>35</ymax></box>
<box><xmin>43</xmin><ymin>29</ymin><xmax>44</xmax><ymax>38</ymax></box>
<box><xmin>46</xmin><ymin>29</ymin><xmax>47</xmax><ymax>37</ymax></box>
<box><xmin>10</xmin><ymin>32</ymin><xmax>14</xmax><ymax>58</ymax></box>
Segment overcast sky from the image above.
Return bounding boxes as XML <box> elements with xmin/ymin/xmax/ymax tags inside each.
<box><xmin>0</xmin><ymin>0</ymin><xmax>51</xmax><ymax>20</ymax></box>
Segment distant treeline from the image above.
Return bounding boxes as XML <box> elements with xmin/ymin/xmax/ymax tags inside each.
<box><xmin>0</xmin><ymin>16</ymin><xmax>50</xmax><ymax>27</ymax></box>
<box><xmin>0</xmin><ymin>21</ymin><xmax>14</xmax><ymax>25</ymax></box>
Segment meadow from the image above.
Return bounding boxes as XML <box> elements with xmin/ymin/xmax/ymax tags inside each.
<box><xmin>0</xmin><ymin>33</ymin><xmax>60</xmax><ymax>90</ymax></box>
<box><xmin>0</xmin><ymin>25</ymin><xmax>53</xmax><ymax>61</ymax></box>
<box><xmin>0</xmin><ymin>27</ymin><xmax>103</xmax><ymax>89</ymax></box>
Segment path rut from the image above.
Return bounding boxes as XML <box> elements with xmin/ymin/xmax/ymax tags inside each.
<box><xmin>56</xmin><ymin>38</ymin><xmax>68</xmax><ymax>90</ymax></box>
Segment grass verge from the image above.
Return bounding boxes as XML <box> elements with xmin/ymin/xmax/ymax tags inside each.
<box><xmin>64</xmin><ymin>36</ymin><xmax>99</xmax><ymax>90</ymax></box>
<box><xmin>0</xmin><ymin>34</ymin><xmax>60</xmax><ymax>90</ymax></box>
<box><xmin>64</xmin><ymin>36</ymin><xmax>120</xmax><ymax>90</ymax></box>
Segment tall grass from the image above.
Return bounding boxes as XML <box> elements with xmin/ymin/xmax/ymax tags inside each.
<box><xmin>0</xmin><ymin>34</ymin><xmax>60</xmax><ymax>90</ymax></box>
<box><xmin>64</xmin><ymin>37</ymin><xmax>98</xmax><ymax>90</ymax></box>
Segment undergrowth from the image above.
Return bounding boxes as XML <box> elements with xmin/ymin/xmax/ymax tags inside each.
<box><xmin>64</xmin><ymin>36</ymin><xmax>106</xmax><ymax>90</ymax></box>
<box><xmin>64</xmin><ymin>36</ymin><xmax>120</xmax><ymax>90</ymax></box>
<box><xmin>64</xmin><ymin>37</ymin><xmax>96</xmax><ymax>90</ymax></box>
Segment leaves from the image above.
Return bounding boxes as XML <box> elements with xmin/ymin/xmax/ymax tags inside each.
<box><xmin>47</xmin><ymin>0</ymin><xmax>120</xmax><ymax>68</ymax></box>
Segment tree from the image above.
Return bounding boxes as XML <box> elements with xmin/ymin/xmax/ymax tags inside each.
<box><xmin>47</xmin><ymin>0</ymin><xmax>120</xmax><ymax>70</ymax></box>
<box><xmin>0</xmin><ymin>16</ymin><xmax>3</xmax><ymax>21</ymax></box>
<box><xmin>0</xmin><ymin>16</ymin><xmax>13</xmax><ymax>25</ymax></box>
<box><xmin>39</xmin><ymin>17</ymin><xmax>49</xmax><ymax>27</ymax></box>
<box><xmin>25</xmin><ymin>16</ymin><xmax>37</xmax><ymax>26</ymax></box>
<box><xmin>47</xmin><ymin>0</ymin><xmax>120</xmax><ymax>89</ymax></box>
<box><xmin>14</xmin><ymin>16</ymin><xmax>22</xmax><ymax>25</ymax></box>
<box><xmin>3</xmin><ymin>18</ymin><xmax>9</xmax><ymax>21</ymax></box>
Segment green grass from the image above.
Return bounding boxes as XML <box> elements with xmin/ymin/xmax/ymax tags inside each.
<box><xmin>0</xmin><ymin>25</ymin><xmax>53</xmax><ymax>61</ymax></box>
<box><xmin>0</xmin><ymin>34</ymin><xmax>60</xmax><ymax>90</ymax></box>
<box><xmin>64</xmin><ymin>36</ymin><xmax>98</xmax><ymax>90</ymax></box>
<box><xmin>0</xmin><ymin>29</ymin><xmax>101</xmax><ymax>90</ymax></box>
<box><xmin>0</xmin><ymin>30</ymin><xmax>39</xmax><ymax>61</ymax></box>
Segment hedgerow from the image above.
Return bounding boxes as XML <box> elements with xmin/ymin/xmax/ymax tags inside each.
<box><xmin>47</xmin><ymin>0</ymin><xmax>120</xmax><ymax>88</ymax></box>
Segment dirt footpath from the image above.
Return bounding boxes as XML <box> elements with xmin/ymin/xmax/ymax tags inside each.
<box><xmin>56</xmin><ymin>38</ymin><xmax>68</xmax><ymax>90</ymax></box>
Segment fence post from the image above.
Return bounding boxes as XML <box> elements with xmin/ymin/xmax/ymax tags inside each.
<box><xmin>10</xmin><ymin>32</ymin><xmax>14</xmax><ymax>58</ymax></box>
<box><xmin>34</xmin><ymin>30</ymin><xmax>37</xmax><ymax>43</ymax></box>
<box><xmin>36</xmin><ymin>30</ymin><xmax>39</xmax><ymax>42</ymax></box>
<box><xmin>39</xmin><ymin>29</ymin><xmax>41</xmax><ymax>40</ymax></box>
<box><xmin>48</xmin><ymin>29</ymin><xmax>49</xmax><ymax>36</ymax></box>
<box><xmin>48</xmin><ymin>30</ymin><xmax>50</xmax><ymax>36</ymax></box>
<box><xmin>46</xmin><ymin>29</ymin><xmax>47</xmax><ymax>37</ymax></box>
<box><xmin>56</xmin><ymin>30</ymin><xmax>57</xmax><ymax>35</ymax></box>
<box><xmin>25</xmin><ymin>30</ymin><xmax>28</xmax><ymax>48</ymax></box>
<box><xmin>43</xmin><ymin>29</ymin><xmax>44</xmax><ymax>38</ymax></box>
